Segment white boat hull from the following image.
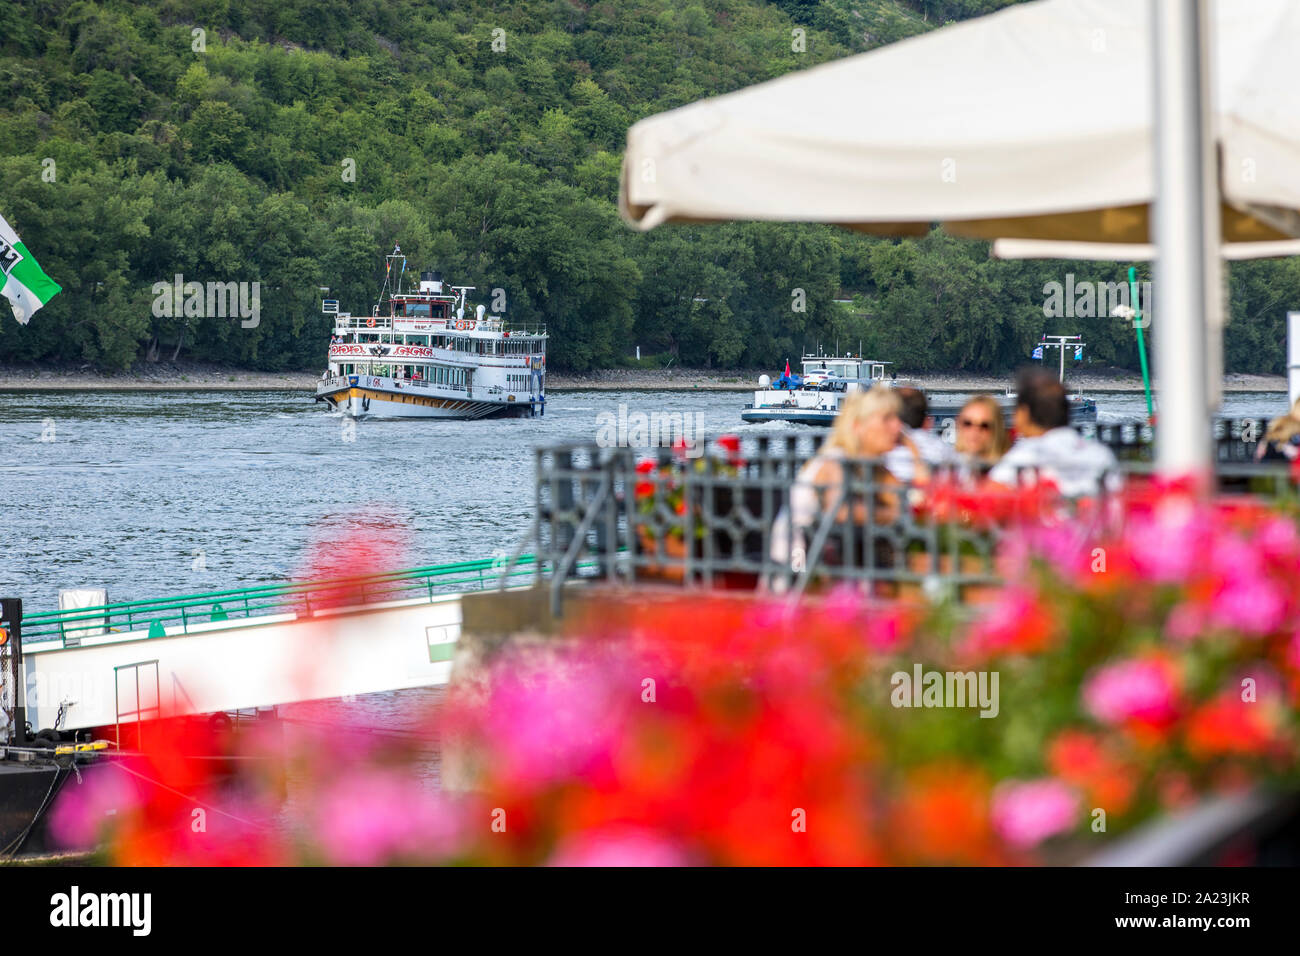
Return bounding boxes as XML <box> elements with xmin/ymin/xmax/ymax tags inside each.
<box><xmin>317</xmin><ymin>377</ymin><xmax>541</xmax><ymax>420</ymax></box>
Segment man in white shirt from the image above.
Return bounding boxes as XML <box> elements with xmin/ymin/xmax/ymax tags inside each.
<box><xmin>884</xmin><ymin>387</ymin><xmax>956</xmax><ymax>484</ymax></box>
<box><xmin>989</xmin><ymin>368</ymin><xmax>1120</xmax><ymax>497</ymax></box>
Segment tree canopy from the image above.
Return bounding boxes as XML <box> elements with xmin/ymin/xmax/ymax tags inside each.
<box><xmin>0</xmin><ymin>0</ymin><xmax>1295</xmax><ymax>374</ymax></box>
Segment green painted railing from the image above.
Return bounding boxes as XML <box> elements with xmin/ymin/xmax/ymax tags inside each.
<box><xmin>19</xmin><ymin>555</ymin><xmax>549</xmax><ymax>647</ymax></box>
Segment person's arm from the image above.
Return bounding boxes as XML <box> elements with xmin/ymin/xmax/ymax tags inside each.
<box><xmin>872</xmin><ymin>469</ymin><xmax>903</xmax><ymax>524</ymax></box>
<box><xmin>898</xmin><ymin>431</ymin><xmax>930</xmax><ymax>486</ymax></box>
<box><xmin>810</xmin><ymin>459</ymin><xmax>845</xmax><ymax>521</ymax></box>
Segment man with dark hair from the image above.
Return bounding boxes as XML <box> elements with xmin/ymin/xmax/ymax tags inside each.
<box><xmin>989</xmin><ymin>367</ymin><xmax>1118</xmax><ymax>496</ymax></box>
<box><xmin>1014</xmin><ymin>367</ymin><xmax>1071</xmax><ymax>431</ymax></box>
<box><xmin>884</xmin><ymin>386</ymin><xmax>954</xmax><ymax>483</ymax></box>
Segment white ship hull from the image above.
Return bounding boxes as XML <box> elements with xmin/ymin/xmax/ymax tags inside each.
<box><xmin>317</xmin><ymin>376</ymin><xmax>541</xmax><ymax>420</ymax></box>
<box><xmin>742</xmin><ymin>384</ymin><xmax>1096</xmax><ymax>426</ymax></box>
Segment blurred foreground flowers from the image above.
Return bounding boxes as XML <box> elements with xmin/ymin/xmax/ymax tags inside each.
<box><xmin>51</xmin><ymin>486</ymin><xmax>1300</xmax><ymax>864</ymax></box>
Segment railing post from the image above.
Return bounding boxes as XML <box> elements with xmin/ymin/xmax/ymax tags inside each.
<box><xmin>700</xmin><ymin>453</ymin><xmax>715</xmax><ymax>588</ymax></box>
<box><xmin>2</xmin><ymin>598</ymin><xmax>27</xmax><ymax>745</ymax></box>
<box><xmin>554</xmin><ymin>448</ymin><xmax>574</xmax><ymax>569</ymax></box>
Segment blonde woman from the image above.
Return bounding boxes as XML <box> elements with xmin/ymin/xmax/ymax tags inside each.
<box><xmin>770</xmin><ymin>385</ymin><xmax>921</xmax><ymax>575</ymax></box>
<box><xmin>953</xmin><ymin>394</ymin><xmax>1012</xmax><ymax>465</ymax></box>
<box><xmin>1256</xmin><ymin>397</ymin><xmax>1300</xmax><ymax>462</ymax></box>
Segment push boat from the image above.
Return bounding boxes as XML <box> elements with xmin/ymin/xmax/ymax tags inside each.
<box><xmin>741</xmin><ymin>354</ymin><xmax>893</xmax><ymax>426</ymax></box>
<box><xmin>740</xmin><ymin>354</ymin><xmax>1097</xmax><ymax>426</ymax></box>
<box><xmin>315</xmin><ymin>247</ymin><xmax>547</xmax><ymax>419</ymax></box>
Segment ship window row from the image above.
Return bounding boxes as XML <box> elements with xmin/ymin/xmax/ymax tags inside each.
<box><xmin>336</xmin><ymin>363</ymin><xmax>465</xmax><ymax>387</ymax></box>
<box><xmin>341</xmin><ymin>333</ymin><xmax>541</xmax><ymax>355</ymax></box>
<box><xmin>428</xmin><ymin>365</ymin><xmax>466</xmax><ymax>387</ymax></box>
<box><xmin>393</xmin><ymin>303</ymin><xmax>447</xmax><ymax>318</ymax></box>
<box><xmin>434</xmin><ymin>335</ymin><xmax>541</xmax><ymax>354</ymax></box>
<box><xmin>443</xmin><ymin>337</ymin><xmax>541</xmax><ymax>355</ymax></box>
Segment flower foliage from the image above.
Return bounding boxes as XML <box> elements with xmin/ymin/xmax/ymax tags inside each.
<box><xmin>50</xmin><ymin>488</ymin><xmax>1300</xmax><ymax>865</ymax></box>
<box><xmin>632</xmin><ymin>435</ymin><xmax>745</xmax><ymax>541</ymax></box>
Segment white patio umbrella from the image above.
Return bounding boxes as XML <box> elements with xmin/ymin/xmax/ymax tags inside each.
<box><xmin>620</xmin><ymin>0</ymin><xmax>1300</xmax><ymax>472</ymax></box>
<box><xmin>620</xmin><ymin>0</ymin><xmax>1300</xmax><ymax>248</ymax></box>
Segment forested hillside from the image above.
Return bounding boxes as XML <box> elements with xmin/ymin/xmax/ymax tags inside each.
<box><xmin>1</xmin><ymin>0</ymin><xmax>1296</xmax><ymax>374</ymax></box>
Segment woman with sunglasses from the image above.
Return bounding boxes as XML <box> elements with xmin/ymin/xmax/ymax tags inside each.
<box><xmin>953</xmin><ymin>395</ymin><xmax>1011</xmax><ymax>471</ymax></box>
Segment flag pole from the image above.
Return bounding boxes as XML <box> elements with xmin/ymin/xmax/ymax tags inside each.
<box><xmin>1129</xmin><ymin>265</ymin><xmax>1155</xmax><ymax>422</ymax></box>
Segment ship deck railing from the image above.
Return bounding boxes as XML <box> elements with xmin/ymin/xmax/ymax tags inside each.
<box><xmin>17</xmin><ymin>555</ymin><xmax>578</xmax><ymax>649</ymax></box>
<box><xmin>333</xmin><ymin>315</ymin><xmax>402</xmax><ymax>331</ymax></box>
<box><xmin>331</xmin><ymin>314</ymin><xmax>547</xmax><ymax>336</ymax></box>
<box><xmin>524</xmin><ymin>422</ymin><xmax>1295</xmax><ymax>615</ymax></box>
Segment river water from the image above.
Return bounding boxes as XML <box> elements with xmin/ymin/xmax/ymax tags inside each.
<box><xmin>1</xmin><ymin>385</ymin><xmax>1289</xmax><ymax>796</ymax></box>
<box><xmin>2</xmin><ymin>387</ymin><xmax>1288</xmax><ymax>613</ymax></box>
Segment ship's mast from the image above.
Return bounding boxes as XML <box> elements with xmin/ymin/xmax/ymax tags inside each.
<box><xmin>376</xmin><ymin>243</ymin><xmax>406</xmax><ymax>314</ymax></box>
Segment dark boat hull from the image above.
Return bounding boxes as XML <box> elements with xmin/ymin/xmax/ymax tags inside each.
<box><xmin>0</xmin><ymin>759</ymin><xmax>73</xmax><ymax>856</ymax></box>
<box><xmin>740</xmin><ymin>406</ymin><xmax>836</xmax><ymax>426</ymax></box>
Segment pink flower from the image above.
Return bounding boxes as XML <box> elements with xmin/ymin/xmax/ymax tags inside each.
<box><xmin>1082</xmin><ymin>658</ymin><xmax>1178</xmax><ymax>727</ymax></box>
<box><xmin>48</xmin><ymin>763</ymin><xmax>142</xmax><ymax>850</ymax></box>
<box><xmin>471</xmin><ymin>654</ymin><xmax>627</xmax><ymax>788</ymax></box>
<box><xmin>548</xmin><ymin>827</ymin><xmax>692</xmax><ymax>866</ymax></box>
<box><xmin>1208</xmin><ymin>576</ymin><xmax>1288</xmax><ymax>636</ymax></box>
<box><xmin>957</xmin><ymin>587</ymin><xmax>1055</xmax><ymax>660</ymax></box>
<box><xmin>864</xmin><ymin>605</ymin><xmax>911</xmax><ymax>653</ymax></box>
<box><xmin>1209</xmin><ymin>532</ymin><xmax>1265</xmax><ymax>581</ymax></box>
<box><xmin>314</xmin><ymin>771</ymin><xmax>464</xmax><ymax>865</ymax></box>
<box><xmin>1124</xmin><ymin>500</ymin><xmax>1211</xmax><ymax>583</ymax></box>
<box><xmin>821</xmin><ymin>583</ymin><xmax>865</xmax><ymax>625</ymax></box>
<box><xmin>998</xmin><ymin>524</ymin><xmax>1091</xmax><ymax>578</ymax></box>
<box><xmin>991</xmin><ymin>779</ymin><xmax>1080</xmax><ymax>848</ymax></box>
<box><xmin>1256</xmin><ymin>516</ymin><xmax>1300</xmax><ymax>565</ymax></box>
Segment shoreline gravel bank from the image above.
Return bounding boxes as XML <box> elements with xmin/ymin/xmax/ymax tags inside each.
<box><xmin>0</xmin><ymin>362</ymin><xmax>1287</xmax><ymax>394</ymax></box>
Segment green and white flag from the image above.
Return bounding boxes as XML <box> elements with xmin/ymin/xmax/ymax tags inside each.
<box><xmin>0</xmin><ymin>211</ymin><xmax>62</xmax><ymax>324</ymax></box>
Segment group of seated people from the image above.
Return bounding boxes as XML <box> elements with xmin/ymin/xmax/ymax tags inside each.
<box><xmin>761</xmin><ymin>373</ymin><xmax>1300</xmax><ymax>581</ymax></box>
<box><xmin>769</xmin><ymin>368</ymin><xmax>1118</xmax><ymax>571</ymax></box>
<box><xmin>811</xmin><ymin>366</ymin><xmax>1117</xmax><ymax>495</ymax></box>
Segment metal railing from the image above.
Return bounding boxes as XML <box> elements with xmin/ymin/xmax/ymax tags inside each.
<box><xmin>530</xmin><ymin>431</ymin><xmax>1296</xmax><ymax>614</ymax></box>
<box><xmin>19</xmin><ymin>555</ymin><xmax>547</xmax><ymax>647</ymax></box>
<box><xmin>530</xmin><ymin>440</ymin><xmax>1010</xmax><ymax>614</ymax></box>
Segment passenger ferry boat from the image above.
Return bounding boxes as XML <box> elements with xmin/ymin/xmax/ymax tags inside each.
<box><xmin>315</xmin><ymin>247</ymin><xmax>547</xmax><ymax>419</ymax></box>
<box><xmin>741</xmin><ymin>353</ymin><xmax>1096</xmax><ymax>426</ymax></box>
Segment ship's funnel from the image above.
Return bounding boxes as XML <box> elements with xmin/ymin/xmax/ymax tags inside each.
<box><xmin>420</xmin><ymin>270</ymin><xmax>443</xmax><ymax>293</ymax></box>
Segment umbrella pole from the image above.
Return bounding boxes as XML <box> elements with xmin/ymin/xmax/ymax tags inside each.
<box><xmin>1152</xmin><ymin>0</ymin><xmax>1217</xmax><ymax>478</ymax></box>
<box><xmin>1129</xmin><ymin>265</ymin><xmax>1155</xmax><ymax>422</ymax></box>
